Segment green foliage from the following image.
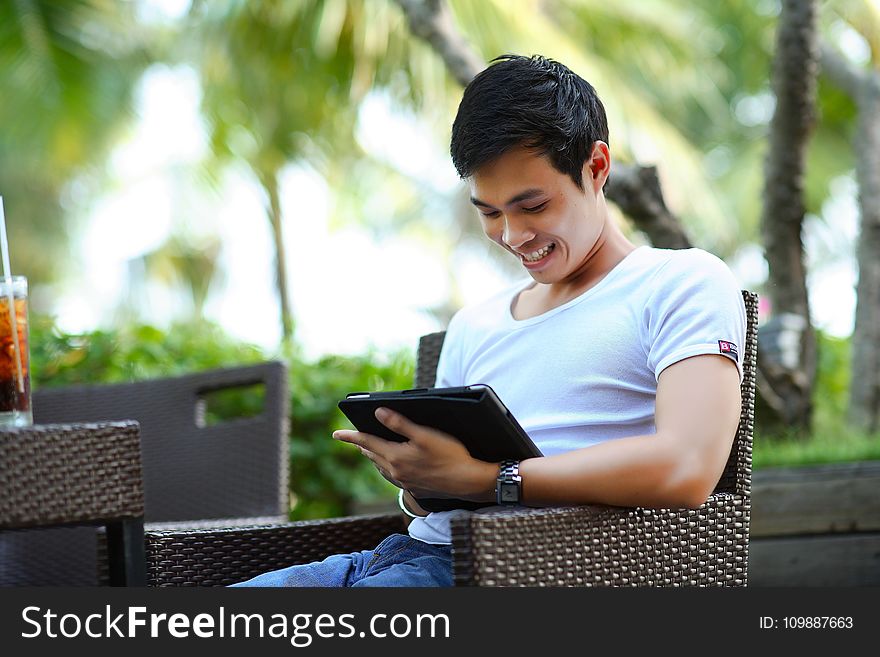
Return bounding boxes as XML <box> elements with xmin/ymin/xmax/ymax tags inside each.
<box><xmin>0</xmin><ymin>0</ymin><xmax>152</xmax><ymax>283</ymax></box>
<box><xmin>813</xmin><ymin>329</ymin><xmax>851</xmax><ymax>423</ymax></box>
<box><xmin>30</xmin><ymin>316</ymin><xmax>414</xmax><ymax>519</ymax></box>
<box><xmin>754</xmin><ymin>330</ymin><xmax>880</xmax><ymax>468</ymax></box>
<box><xmin>30</xmin><ymin>316</ymin><xmax>264</xmax><ymax>387</ymax></box>
<box><xmin>753</xmin><ymin>428</ymin><xmax>880</xmax><ymax>469</ymax></box>
<box><xmin>288</xmin><ymin>349</ymin><xmax>415</xmax><ymax>520</ymax></box>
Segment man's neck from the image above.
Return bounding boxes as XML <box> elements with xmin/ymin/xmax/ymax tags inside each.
<box><xmin>549</xmin><ymin>221</ymin><xmax>636</xmax><ymax>302</ymax></box>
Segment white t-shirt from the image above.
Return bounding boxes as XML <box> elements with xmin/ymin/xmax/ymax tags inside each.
<box><xmin>407</xmin><ymin>246</ymin><xmax>747</xmax><ymax>544</ymax></box>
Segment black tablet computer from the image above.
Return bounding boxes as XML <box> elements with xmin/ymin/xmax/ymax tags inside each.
<box><xmin>337</xmin><ymin>384</ymin><xmax>542</xmax><ymax>512</ymax></box>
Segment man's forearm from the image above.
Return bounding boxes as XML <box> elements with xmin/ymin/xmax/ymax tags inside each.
<box><xmin>439</xmin><ymin>432</ymin><xmax>715</xmax><ymax>510</ymax></box>
<box><xmin>518</xmin><ymin>431</ymin><xmax>714</xmax><ymax>509</ymax></box>
<box><xmin>410</xmin><ymin>430</ymin><xmax>727</xmax><ymax>511</ymax></box>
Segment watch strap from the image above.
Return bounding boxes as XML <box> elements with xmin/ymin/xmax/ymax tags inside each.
<box><xmin>496</xmin><ymin>459</ymin><xmax>522</xmax><ymax>505</ymax></box>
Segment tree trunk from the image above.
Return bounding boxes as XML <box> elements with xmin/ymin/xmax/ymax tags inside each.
<box><xmin>821</xmin><ymin>45</ymin><xmax>880</xmax><ymax>432</ymax></box>
<box><xmin>758</xmin><ymin>0</ymin><xmax>819</xmax><ymax>432</ymax></box>
<box><xmin>851</xmin><ymin>85</ymin><xmax>880</xmax><ymax>431</ymax></box>
<box><xmin>850</xmin><ymin>79</ymin><xmax>880</xmax><ymax>431</ymax></box>
<box><xmin>262</xmin><ymin>170</ymin><xmax>294</xmax><ymax>342</ymax></box>
<box><xmin>394</xmin><ymin>0</ymin><xmax>485</xmax><ymax>87</ymax></box>
<box><xmin>605</xmin><ymin>164</ymin><xmax>692</xmax><ymax>249</ymax></box>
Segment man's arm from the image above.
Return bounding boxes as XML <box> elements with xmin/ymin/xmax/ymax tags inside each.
<box><xmin>517</xmin><ymin>353</ymin><xmax>741</xmax><ymax>509</ymax></box>
<box><xmin>333</xmin><ymin>353</ymin><xmax>741</xmax><ymax>510</ymax></box>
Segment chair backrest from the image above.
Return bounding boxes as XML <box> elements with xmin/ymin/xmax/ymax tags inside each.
<box><xmin>722</xmin><ymin>291</ymin><xmax>757</xmax><ymax>496</ymax></box>
<box><xmin>0</xmin><ymin>421</ymin><xmax>146</xmax><ymax>586</ymax></box>
<box><xmin>32</xmin><ymin>361</ymin><xmax>289</xmax><ymax>523</ymax></box>
<box><xmin>415</xmin><ymin>290</ymin><xmax>757</xmax><ymax>498</ymax></box>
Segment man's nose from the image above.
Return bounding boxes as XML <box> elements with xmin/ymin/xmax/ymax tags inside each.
<box><xmin>501</xmin><ymin>217</ymin><xmax>535</xmax><ymax>249</ymax></box>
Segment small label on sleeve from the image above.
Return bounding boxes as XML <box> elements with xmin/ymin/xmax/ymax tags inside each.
<box><xmin>718</xmin><ymin>340</ymin><xmax>739</xmax><ymax>362</ymax></box>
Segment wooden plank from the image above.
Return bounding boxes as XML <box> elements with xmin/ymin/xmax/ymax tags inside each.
<box><xmin>749</xmin><ymin>532</ymin><xmax>880</xmax><ymax>586</ymax></box>
<box><xmin>751</xmin><ymin>461</ymin><xmax>880</xmax><ymax>537</ymax></box>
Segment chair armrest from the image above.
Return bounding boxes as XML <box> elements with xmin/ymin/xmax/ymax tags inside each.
<box><xmin>145</xmin><ymin>495</ymin><xmax>750</xmax><ymax>587</ymax></box>
<box><xmin>145</xmin><ymin>515</ymin><xmax>290</xmax><ymax>531</ymax></box>
<box><xmin>450</xmin><ymin>492</ymin><xmax>750</xmax><ymax>587</ymax></box>
<box><xmin>145</xmin><ymin>513</ymin><xmax>407</xmax><ymax>586</ymax></box>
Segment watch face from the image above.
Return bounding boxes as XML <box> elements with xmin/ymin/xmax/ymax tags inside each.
<box><xmin>500</xmin><ymin>484</ymin><xmax>518</xmax><ymax>502</ymax></box>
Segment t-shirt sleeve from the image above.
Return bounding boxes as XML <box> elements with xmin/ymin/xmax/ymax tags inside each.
<box><xmin>434</xmin><ymin>310</ymin><xmax>466</xmax><ymax>387</ymax></box>
<box><xmin>643</xmin><ymin>250</ymin><xmax>747</xmax><ymax>383</ymax></box>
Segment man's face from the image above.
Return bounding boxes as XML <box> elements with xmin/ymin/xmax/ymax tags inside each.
<box><xmin>468</xmin><ymin>144</ymin><xmax>609</xmax><ymax>285</ymax></box>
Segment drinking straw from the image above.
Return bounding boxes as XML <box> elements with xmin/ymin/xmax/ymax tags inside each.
<box><xmin>0</xmin><ymin>196</ymin><xmax>25</xmax><ymax>394</ymax></box>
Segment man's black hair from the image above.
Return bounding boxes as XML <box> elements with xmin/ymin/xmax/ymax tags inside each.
<box><xmin>450</xmin><ymin>54</ymin><xmax>609</xmax><ymax>190</ymax></box>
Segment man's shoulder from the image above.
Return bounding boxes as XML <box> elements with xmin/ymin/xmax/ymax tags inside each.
<box><xmin>636</xmin><ymin>245</ymin><xmax>727</xmax><ymax>268</ymax></box>
<box><xmin>638</xmin><ymin>247</ymin><xmax>737</xmax><ymax>286</ymax></box>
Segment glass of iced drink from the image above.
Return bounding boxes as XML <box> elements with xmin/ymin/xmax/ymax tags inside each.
<box><xmin>0</xmin><ymin>276</ymin><xmax>31</xmax><ymax>427</ymax></box>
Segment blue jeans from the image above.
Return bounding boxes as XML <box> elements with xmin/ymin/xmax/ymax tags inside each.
<box><xmin>229</xmin><ymin>534</ymin><xmax>453</xmax><ymax>587</ymax></box>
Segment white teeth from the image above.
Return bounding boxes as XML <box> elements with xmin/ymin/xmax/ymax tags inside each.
<box><xmin>523</xmin><ymin>243</ymin><xmax>555</xmax><ymax>262</ymax></box>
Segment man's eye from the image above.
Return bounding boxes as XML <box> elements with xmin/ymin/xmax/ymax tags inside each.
<box><xmin>522</xmin><ymin>202</ymin><xmax>547</xmax><ymax>213</ymax></box>
<box><xmin>480</xmin><ymin>210</ymin><xmax>500</xmax><ymax>218</ymax></box>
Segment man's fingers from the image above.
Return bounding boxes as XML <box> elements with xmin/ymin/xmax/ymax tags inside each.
<box><xmin>374</xmin><ymin>407</ymin><xmax>426</xmax><ymax>441</ymax></box>
<box><xmin>333</xmin><ymin>429</ymin><xmax>399</xmax><ymax>477</ymax></box>
<box><xmin>333</xmin><ymin>429</ymin><xmax>387</xmax><ymax>455</ymax></box>
<box><xmin>358</xmin><ymin>446</ymin><xmax>392</xmax><ymax>475</ymax></box>
<box><xmin>333</xmin><ymin>428</ymin><xmax>404</xmax><ymax>453</ymax></box>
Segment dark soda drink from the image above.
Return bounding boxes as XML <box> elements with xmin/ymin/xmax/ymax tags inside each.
<box><xmin>0</xmin><ymin>276</ymin><xmax>31</xmax><ymax>426</ymax></box>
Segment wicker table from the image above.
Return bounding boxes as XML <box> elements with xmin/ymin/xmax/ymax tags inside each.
<box><xmin>0</xmin><ymin>421</ymin><xmax>146</xmax><ymax>586</ymax></box>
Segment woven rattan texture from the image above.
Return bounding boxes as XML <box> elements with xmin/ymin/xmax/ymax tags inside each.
<box><xmin>722</xmin><ymin>290</ymin><xmax>757</xmax><ymax>496</ymax></box>
<box><xmin>0</xmin><ymin>421</ymin><xmax>143</xmax><ymax>528</ymax></box>
<box><xmin>3</xmin><ymin>526</ymin><xmax>102</xmax><ymax>586</ymax></box>
<box><xmin>33</xmin><ymin>361</ymin><xmax>289</xmax><ymax>522</ymax></box>
<box><xmin>450</xmin><ymin>495</ymin><xmax>749</xmax><ymax>586</ymax></box>
<box><xmin>145</xmin><ymin>513</ymin><xmax>407</xmax><ymax>586</ymax></box>
<box><xmin>415</xmin><ymin>331</ymin><xmax>446</xmax><ymax>389</ymax></box>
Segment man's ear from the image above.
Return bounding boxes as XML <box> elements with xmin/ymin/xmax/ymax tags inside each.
<box><xmin>584</xmin><ymin>141</ymin><xmax>610</xmax><ymax>192</ymax></box>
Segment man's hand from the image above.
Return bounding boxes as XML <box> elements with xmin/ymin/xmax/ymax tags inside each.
<box><xmin>355</xmin><ymin>454</ymin><xmax>434</xmax><ymax>507</ymax></box>
<box><xmin>332</xmin><ymin>407</ymin><xmax>497</xmax><ymax>502</ymax></box>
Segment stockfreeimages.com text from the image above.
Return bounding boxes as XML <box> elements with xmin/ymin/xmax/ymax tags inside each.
<box><xmin>21</xmin><ymin>605</ymin><xmax>450</xmax><ymax>646</ymax></box>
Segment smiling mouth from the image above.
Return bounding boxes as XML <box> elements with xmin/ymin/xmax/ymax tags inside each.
<box><xmin>520</xmin><ymin>243</ymin><xmax>555</xmax><ymax>263</ymax></box>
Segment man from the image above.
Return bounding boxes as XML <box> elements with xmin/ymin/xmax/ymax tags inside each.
<box><xmin>232</xmin><ymin>54</ymin><xmax>745</xmax><ymax>587</ymax></box>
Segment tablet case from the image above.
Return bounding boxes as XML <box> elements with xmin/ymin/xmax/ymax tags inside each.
<box><xmin>337</xmin><ymin>384</ymin><xmax>542</xmax><ymax>512</ymax></box>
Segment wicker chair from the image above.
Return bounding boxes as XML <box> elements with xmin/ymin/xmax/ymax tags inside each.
<box><xmin>145</xmin><ymin>291</ymin><xmax>757</xmax><ymax>587</ymax></box>
<box><xmin>1</xmin><ymin>361</ymin><xmax>288</xmax><ymax>585</ymax></box>
<box><xmin>0</xmin><ymin>421</ymin><xmax>145</xmax><ymax>586</ymax></box>
<box><xmin>33</xmin><ymin>361</ymin><xmax>289</xmax><ymax>523</ymax></box>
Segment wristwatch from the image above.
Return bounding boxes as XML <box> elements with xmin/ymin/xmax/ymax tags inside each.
<box><xmin>496</xmin><ymin>459</ymin><xmax>522</xmax><ymax>505</ymax></box>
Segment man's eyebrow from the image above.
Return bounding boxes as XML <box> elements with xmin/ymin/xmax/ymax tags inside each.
<box><xmin>469</xmin><ymin>188</ymin><xmax>546</xmax><ymax>209</ymax></box>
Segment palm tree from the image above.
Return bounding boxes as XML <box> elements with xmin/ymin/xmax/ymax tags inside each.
<box><xmin>0</xmin><ymin>0</ymin><xmax>151</xmax><ymax>285</ymax></box>
<box><xmin>186</xmin><ymin>0</ymin><xmax>453</xmax><ymax>343</ymax></box>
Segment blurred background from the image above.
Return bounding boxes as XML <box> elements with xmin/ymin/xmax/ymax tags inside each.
<box><xmin>2</xmin><ymin>0</ymin><xmax>879</xmax><ymax>519</ymax></box>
